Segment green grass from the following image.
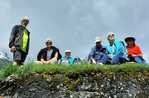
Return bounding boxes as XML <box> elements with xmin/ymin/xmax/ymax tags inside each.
<box><xmin>0</xmin><ymin>63</ymin><xmax>149</xmax><ymax>80</ymax></box>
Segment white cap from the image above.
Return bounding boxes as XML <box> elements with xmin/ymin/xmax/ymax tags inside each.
<box><xmin>21</xmin><ymin>16</ymin><xmax>29</xmax><ymax>21</ymax></box>
<box><xmin>95</xmin><ymin>37</ymin><xmax>102</xmax><ymax>43</ymax></box>
<box><xmin>45</xmin><ymin>38</ymin><xmax>52</xmax><ymax>43</ymax></box>
<box><xmin>65</xmin><ymin>49</ymin><xmax>71</xmax><ymax>53</ymax></box>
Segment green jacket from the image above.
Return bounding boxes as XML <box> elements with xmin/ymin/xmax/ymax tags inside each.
<box><xmin>9</xmin><ymin>25</ymin><xmax>30</xmax><ymax>54</ymax></box>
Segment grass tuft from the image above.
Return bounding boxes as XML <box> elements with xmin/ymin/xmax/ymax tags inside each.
<box><xmin>0</xmin><ymin>63</ymin><xmax>148</xmax><ymax>80</ymax></box>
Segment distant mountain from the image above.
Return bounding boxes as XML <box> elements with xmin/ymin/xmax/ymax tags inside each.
<box><xmin>0</xmin><ymin>51</ymin><xmax>11</xmax><ymax>69</ymax></box>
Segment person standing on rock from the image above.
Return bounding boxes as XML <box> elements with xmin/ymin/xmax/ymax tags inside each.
<box><xmin>9</xmin><ymin>16</ymin><xmax>30</xmax><ymax>65</ymax></box>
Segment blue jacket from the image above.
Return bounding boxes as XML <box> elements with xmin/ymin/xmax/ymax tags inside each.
<box><xmin>88</xmin><ymin>45</ymin><xmax>106</xmax><ymax>61</ymax></box>
<box><xmin>61</xmin><ymin>56</ymin><xmax>74</xmax><ymax>64</ymax></box>
<box><xmin>106</xmin><ymin>40</ymin><xmax>127</xmax><ymax>58</ymax></box>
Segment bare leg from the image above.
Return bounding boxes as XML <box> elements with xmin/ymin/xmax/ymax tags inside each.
<box><xmin>13</xmin><ymin>60</ymin><xmax>22</xmax><ymax>66</ymax></box>
<box><xmin>35</xmin><ymin>61</ymin><xmax>44</xmax><ymax>64</ymax></box>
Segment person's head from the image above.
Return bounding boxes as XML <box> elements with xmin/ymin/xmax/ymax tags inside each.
<box><xmin>65</xmin><ymin>50</ymin><xmax>71</xmax><ymax>57</ymax></box>
<box><xmin>125</xmin><ymin>37</ymin><xmax>136</xmax><ymax>47</ymax></box>
<box><xmin>107</xmin><ymin>32</ymin><xmax>115</xmax><ymax>44</ymax></box>
<box><xmin>95</xmin><ymin>37</ymin><xmax>102</xmax><ymax>47</ymax></box>
<box><xmin>45</xmin><ymin>38</ymin><xmax>53</xmax><ymax>49</ymax></box>
<box><xmin>20</xmin><ymin>16</ymin><xmax>29</xmax><ymax>27</ymax></box>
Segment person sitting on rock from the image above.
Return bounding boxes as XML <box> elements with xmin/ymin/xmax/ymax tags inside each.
<box><xmin>36</xmin><ymin>38</ymin><xmax>62</xmax><ymax>64</ymax></box>
<box><xmin>106</xmin><ymin>32</ymin><xmax>128</xmax><ymax>64</ymax></box>
<box><xmin>125</xmin><ymin>37</ymin><xmax>146</xmax><ymax>64</ymax></box>
<box><xmin>88</xmin><ymin>37</ymin><xmax>109</xmax><ymax>64</ymax></box>
<box><xmin>60</xmin><ymin>49</ymin><xmax>74</xmax><ymax>65</ymax></box>
<box><xmin>74</xmin><ymin>57</ymin><xmax>82</xmax><ymax>64</ymax></box>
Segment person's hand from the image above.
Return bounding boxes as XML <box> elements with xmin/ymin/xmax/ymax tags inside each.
<box><xmin>10</xmin><ymin>46</ymin><xmax>16</xmax><ymax>52</ymax></box>
<box><xmin>40</xmin><ymin>59</ymin><xmax>46</xmax><ymax>64</ymax></box>
<box><xmin>108</xmin><ymin>55</ymin><xmax>112</xmax><ymax>60</ymax></box>
<box><xmin>91</xmin><ymin>58</ymin><xmax>97</xmax><ymax>64</ymax></box>
<box><xmin>131</xmin><ymin>54</ymin><xmax>137</xmax><ymax>57</ymax></box>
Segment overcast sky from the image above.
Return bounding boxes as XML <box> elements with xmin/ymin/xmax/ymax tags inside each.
<box><xmin>0</xmin><ymin>0</ymin><xmax>149</xmax><ymax>63</ymax></box>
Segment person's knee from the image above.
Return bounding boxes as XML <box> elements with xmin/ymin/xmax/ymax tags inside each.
<box><xmin>14</xmin><ymin>60</ymin><xmax>22</xmax><ymax>65</ymax></box>
<box><xmin>100</xmin><ymin>57</ymin><xmax>109</xmax><ymax>64</ymax></box>
<box><xmin>111</xmin><ymin>60</ymin><xmax>118</xmax><ymax>64</ymax></box>
<box><xmin>111</xmin><ymin>56</ymin><xmax>119</xmax><ymax>64</ymax></box>
<box><xmin>99</xmin><ymin>54</ymin><xmax>108</xmax><ymax>63</ymax></box>
<box><xmin>35</xmin><ymin>61</ymin><xmax>44</xmax><ymax>64</ymax></box>
<box><xmin>134</xmin><ymin>56</ymin><xmax>145</xmax><ymax>64</ymax></box>
<box><xmin>50</xmin><ymin>58</ymin><xmax>58</xmax><ymax>64</ymax></box>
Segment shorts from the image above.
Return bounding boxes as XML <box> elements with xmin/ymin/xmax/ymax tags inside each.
<box><xmin>13</xmin><ymin>50</ymin><xmax>27</xmax><ymax>63</ymax></box>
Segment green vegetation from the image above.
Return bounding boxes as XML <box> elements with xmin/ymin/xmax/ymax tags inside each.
<box><xmin>0</xmin><ymin>63</ymin><xmax>148</xmax><ymax>80</ymax></box>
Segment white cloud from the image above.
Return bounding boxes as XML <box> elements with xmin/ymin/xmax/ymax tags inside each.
<box><xmin>0</xmin><ymin>0</ymin><xmax>149</xmax><ymax>62</ymax></box>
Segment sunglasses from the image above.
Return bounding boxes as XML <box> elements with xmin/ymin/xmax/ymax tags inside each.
<box><xmin>22</xmin><ymin>20</ymin><xmax>29</xmax><ymax>23</ymax></box>
<box><xmin>46</xmin><ymin>42</ymin><xmax>52</xmax><ymax>45</ymax></box>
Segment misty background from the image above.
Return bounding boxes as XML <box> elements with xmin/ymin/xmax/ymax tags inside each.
<box><xmin>0</xmin><ymin>0</ymin><xmax>149</xmax><ymax>63</ymax></box>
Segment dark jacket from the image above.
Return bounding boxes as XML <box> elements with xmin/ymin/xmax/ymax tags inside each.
<box><xmin>9</xmin><ymin>25</ymin><xmax>30</xmax><ymax>54</ymax></box>
<box><xmin>37</xmin><ymin>46</ymin><xmax>62</xmax><ymax>61</ymax></box>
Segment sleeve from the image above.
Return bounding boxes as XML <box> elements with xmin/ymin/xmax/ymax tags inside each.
<box><xmin>37</xmin><ymin>49</ymin><xmax>43</xmax><ymax>61</ymax></box>
<box><xmin>57</xmin><ymin>48</ymin><xmax>62</xmax><ymax>60</ymax></box>
<box><xmin>26</xmin><ymin>31</ymin><xmax>30</xmax><ymax>53</ymax></box>
<box><xmin>118</xmin><ymin>41</ymin><xmax>127</xmax><ymax>55</ymax></box>
<box><xmin>71</xmin><ymin>57</ymin><xmax>75</xmax><ymax>64</ymax></box>
<box><xmin>136</xmin><ymin>46</ymin><xmax>143</xmax><ymax>54</ymax></box>
<box><xmin>105</xmin><ymin>45</ymin><xmax>111</xmax><ymax>54</ymax></box>
<box><xmin>9</xmin><ymin>25</ymin><xmax>18</xmax><ymax>48</ymax></box>
<box><xmin>88</xmin><ymin>47</ymin><xmax>95</xmax><ymax>60</ymax></box>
